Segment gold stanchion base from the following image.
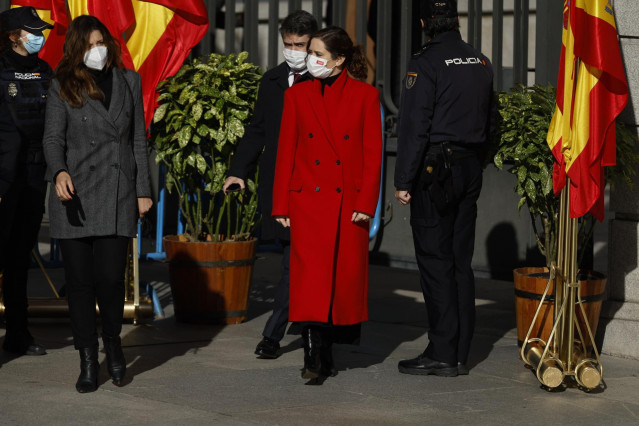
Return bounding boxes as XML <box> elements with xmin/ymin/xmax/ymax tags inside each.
<box><xmin>523</xmin><ymin>341</ymin><xmax>566</xmax><ymax>388</ymax></box>
<box><xmin>573</xmin><ymin>348</ymin><xmax>602</xmax><ymax>389</ymax></box>
<box><xmin>0</xmin><ymin>298</ymin><xmax>154</xmax><ymax>320</ymax></box>
<box><xmin>541</xmin><ymin>366</ymin><xmax>565</xmax><ymax>389</ymax></box>
<box><xmin>576</xmin><ymin>363</ymin><xmax>601</xmax><ymax>389</ymax></box>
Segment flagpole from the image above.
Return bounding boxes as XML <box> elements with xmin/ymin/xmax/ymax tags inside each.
<box><xmin>556</xmin><ymin>179</ymin><xmax>578</xmax><ymax>374</ymax></box>
<box><xmin>523</xmin><ymin>49</ymin><xmax>605</xmax><ymax>389</ymax></box>
<box><xmin>553</xmin><ymin>54</ymin><xmax>604</xmax><ymax>389</ymax></box>
<box><xmin>522</xmin><ymin>179</ymin><xmax>602</xmax><ymax>390</ymax></box>
<box><xmin>534</xmin><ymin>0</ymin><xmax>628</xmax><ymax>391</ymax></box>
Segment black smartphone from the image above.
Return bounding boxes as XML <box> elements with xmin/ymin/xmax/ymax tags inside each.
<box><xmin>226</xmin><ymin>183</ymin><xmax>242</xmax><ymax>192</ymax></box>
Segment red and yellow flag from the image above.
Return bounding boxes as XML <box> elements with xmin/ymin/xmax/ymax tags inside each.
<box><xmin>547</xmin><ymin>0</ymin><xmax>628</xmax><ymax>220</ymax></box>
<box><xmin>127</xmin><ymin>0</ymin><xmax>209</xmax><ymax>129</ymax></box>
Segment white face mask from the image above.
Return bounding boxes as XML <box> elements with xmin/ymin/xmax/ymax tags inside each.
<box><xmin>83</xmin><ymin>45</ymin><xmax>108</xmax><ymax>71</ymax></box>
<box><xmin>283</xmin><ymin>48</ymin><xmax>307</xmax><ymax>71</ymax></box>
<box><xmin>306</xmin><ymin>54</ymin><xmax>334</xmax><ymax>79</ymax></box>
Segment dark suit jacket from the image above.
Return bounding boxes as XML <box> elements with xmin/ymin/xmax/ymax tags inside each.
<box><xmin>228</xmin><ymin>62</ymin><xmax>310</xmax><ymax>241</ymax></box>
<box><xmin>43</xmin><ymin>68</ymin><xmax>151</xmax><ymax>239</ymax></box>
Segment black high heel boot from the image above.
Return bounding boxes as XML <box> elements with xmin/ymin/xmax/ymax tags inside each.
<box><xmin>302</xmin><ymin>326</ymin><xmax>322</xmax><ymax>379</ymax></box>
<box><xmin>76</xmin><ymin>345</ymin><xmax>99</xmax><ymax>393</ymax></box>
<box><xmin>320</xmin><ymin>333</ymin><xmax>337</xmax><ymax>377</ymax></box>
<box><xmin>103</xmin><ymin>336</ymin><xmax>126</xmax><ymax>385</ymax></box>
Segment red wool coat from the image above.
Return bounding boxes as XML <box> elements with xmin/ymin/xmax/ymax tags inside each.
<box><xmin>272</xmin><ymin>72</ymin><xmax>382</xmax><ymax>325</ymax></box>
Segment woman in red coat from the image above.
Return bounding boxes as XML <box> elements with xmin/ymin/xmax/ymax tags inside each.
<box><xmin>272</xmin><ymin>26</ymin><xmax>382</xmax><ymax>381</ymax></box>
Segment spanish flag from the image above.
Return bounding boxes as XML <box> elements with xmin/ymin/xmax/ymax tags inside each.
<box><xmin>127</xmin><ymin>0</ymin><xmax>209</xmax><ymax>129</ymax></box>
<box><xmin>547</xmin><ymin>0</ymin><xmax>628</xmax><ymax>220</ymax></box>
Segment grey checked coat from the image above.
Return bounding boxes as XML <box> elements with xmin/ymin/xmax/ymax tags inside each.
<box><xmin>43</xmin><ymin>68</ymin><xmax>151</xmax><ymax>239</ymax></box>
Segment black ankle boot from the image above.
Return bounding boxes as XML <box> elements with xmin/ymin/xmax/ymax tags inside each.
<box><xmin>103</xmin><ymin>336</ymin><xmax>126</xmax><ymax>386</ymax></box>
<box><xmin>76</xmin><ymin>345</ymin><xmax>99</xmax><ymax>393</ymax></box>
<box><xmin>320</xmin><ymin>335</ymin><xmax>337</xmax><ymax>377</ymax></box>
<box><xmin>302</xmin><ymin>326</ymin><xmax>322</xmax><ymax>379</ymax></box>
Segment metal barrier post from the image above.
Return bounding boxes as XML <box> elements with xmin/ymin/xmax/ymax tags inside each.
<box><xmin>140</xmin><ymin>163</ymin><xmax>167</xmax><ymax>260</ymax></box>
<box><xmin>370</xmin><ymin>104</ymin><xmax>385</xmax><ymax>240</ymax></box>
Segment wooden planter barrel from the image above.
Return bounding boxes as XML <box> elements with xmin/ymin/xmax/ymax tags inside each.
<box><xmin>164</xmin><ymin>235</ymin><xmax>257</xmax><ymax>324</ymax></box>
<box><xmin>513</xmin><ymin>267</ymin><xmax>606</xmax><ymax>348</ymax></box>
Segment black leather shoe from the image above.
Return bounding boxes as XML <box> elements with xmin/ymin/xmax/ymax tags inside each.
<box><xmin>457</xmin><ymin>362</ymin><xmax>469</xmax><ymax>375</ymax></box>
<box><xmin>3</xmin><ymin>341</ymin><xmax>47</xmax><ymax>356</ymax></box>
<box><xmin>254</xmin><ymin>337</ymin><xmax>280</xmax><ymax>359</ymax></box>
<box><xmin>25</xmin><ymin>343</ymin><xmax>47</xmax><ymax>356</ymax></box>
<box><xmin>103</xmin><ymin>336</ymin><xmax>126</xmax><ymax>386</ymax></box>
<box><xmin>76</xmin><ymin>345</ymin><xmax>99</xmax><ymax>393</ymax></box>
<box><xmin>301</xmin><ymin>327</ymin><xmax>322</xmax><ymax>379</ymax></box>
<box><xmin>398</xmin><ymin>354</ymin><xmax>458</xmax><ymax>377</ymax></box>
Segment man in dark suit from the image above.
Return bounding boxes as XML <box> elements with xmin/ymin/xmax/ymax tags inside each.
<box><xmin>223</xmin><ymin>10</ymin><xmax>318</xmax><ymax>359</ymax></box>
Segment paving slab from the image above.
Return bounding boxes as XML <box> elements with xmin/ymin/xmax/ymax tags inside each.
<box><xmin>1</xmin><ymin>249</ymin><xmax>639</xmax><ymax>425</ymax></box>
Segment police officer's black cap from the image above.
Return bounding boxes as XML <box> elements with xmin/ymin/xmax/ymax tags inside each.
<box><xmin>420</xmin><ymin>0</ymin><xmax>459</xmax><ymax>20</ymax></box>
<box><xmin>0</xmin><ymin>6</ymin><xmax>54</xmax><ymax>36</ymax></box>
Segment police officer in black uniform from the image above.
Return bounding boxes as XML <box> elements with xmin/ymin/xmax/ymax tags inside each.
<box><xmin>394</xmin><ymin>0</ymin><xmax>494</xmax><ymax>377</ymax></box>
<box><xmin>0</xmin><ymin>6</ymin><xmax>53</xmax><ymax>356</ymax></box>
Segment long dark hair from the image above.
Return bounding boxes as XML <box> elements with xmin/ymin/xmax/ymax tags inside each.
<box><xmin>55</xmin><ymin>15</ymin><xmax>123</xmax><ymax>108</ymax></box>
<box><xmin>310</xmin><ymin>26</ymin><xmax>367</xmax><ymax>81</ymax></box>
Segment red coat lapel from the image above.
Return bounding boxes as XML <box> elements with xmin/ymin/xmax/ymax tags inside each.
<box><xmin>306</xmin><ymin>72</ymin><xmax>350</xmax><ymax>156</ymax></box>
<box><xmin>307</xmin><ymin>79</ymin><xmax>336</xmax><ymax>155</ymax></box>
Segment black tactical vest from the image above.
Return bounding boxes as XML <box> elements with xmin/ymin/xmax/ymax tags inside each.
<box><xmin>0</xmin><ymin>53</ymin><xmax>52</xmax><ymax>164</ymax></box>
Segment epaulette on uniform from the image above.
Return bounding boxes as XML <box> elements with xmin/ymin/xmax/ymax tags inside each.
<box><xmin>412</xmin><ymin>42</ymin><xmax>432</xmax><ymax>58</ymax></box>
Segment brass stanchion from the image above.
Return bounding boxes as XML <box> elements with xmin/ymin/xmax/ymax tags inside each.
<box><xmin>31</xmin><ymin>249</ymin><xmax>61</xmax><ymax>299</ymax></box>
<box><xmin>524</xmin><ymin>339</ymin><xmax>565</xmax><ymax>388</ymax></box>
<box><xmin>573</xmin><ymin>347</ymin><xmax>601</xmax><ymax>389</ymax></box>
<box><xmin>521</xmin><ymin>179</ymin><xmax>603</xmax><ymax>390</ymax></box>
<box><xmin>0</xmin><ymin>238</ymin><xmax>153</xmax><ymax>322</ymax></box>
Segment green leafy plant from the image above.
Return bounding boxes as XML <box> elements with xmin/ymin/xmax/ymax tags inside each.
<box><xmin>151</xmin><ymin>52</ymin><xmax>263</xmax><ymax>242</ymax></box>
<box><xmin>493</xmin><ymin>83</ymin><xmax>639</xmax><ymax>268</ymax></box>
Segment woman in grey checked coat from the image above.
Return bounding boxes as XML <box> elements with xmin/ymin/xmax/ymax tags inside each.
<box><xmin>43</xmin><ymin>15</ymin><xmax>152</xmax><ymax>394</ymax></box>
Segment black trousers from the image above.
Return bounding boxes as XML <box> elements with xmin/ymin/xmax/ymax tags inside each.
<box><xmin>410</xmin><ymin>154</ymin><xmax>483</xmax><ymax>365</ymax></box>
<box><xmin>59</xmin><ymin>236</ymin><xmax>129</xmax><ymax>349</ymax></box>
<box><xmin>0</xmin><ymin>165</ymin><xmax>46</xmax><ymax>351</ymax></box>
<box><xmin>261</xmin><ymin>243</ymin><xmax>290</xmax><ymax>341</ymax></box>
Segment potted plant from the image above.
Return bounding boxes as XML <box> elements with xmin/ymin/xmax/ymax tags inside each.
<box><xmin>151</xmin><ymin>51</ymin><xmax>263</xmax><ymax>324</ymax></box>
<box><xmin>492</xmin><ymin>84</ymin><xmax>639</xmax><ymax>346</ymax></box>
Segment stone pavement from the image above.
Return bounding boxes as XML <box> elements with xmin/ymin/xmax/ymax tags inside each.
<box><xmin>1</xmin><ymin>249</ymin><xmax>639</xmax><ymax>425</ymax></box>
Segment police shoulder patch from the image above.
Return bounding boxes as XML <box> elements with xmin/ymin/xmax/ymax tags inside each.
<box><xmin>405</xmin><ymin>72</ymin><xmax>418</xmax><ymax>89</ymax></box>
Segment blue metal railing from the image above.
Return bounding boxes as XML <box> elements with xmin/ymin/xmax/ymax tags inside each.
<box><xmin>369</xmin><ymin>104</ymin><xmax>385</xmax><ymax>240</ymax></box>
<box><xmin>138</xmin><ymin>163</ymin><xmax>167</xmax><ymax>261</ymax></box>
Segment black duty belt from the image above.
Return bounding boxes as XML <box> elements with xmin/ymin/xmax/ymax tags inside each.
<box><xmin>427</xmin><ymin>141</ymin><xmax>481</xmax><ymax>161</ymax></box>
